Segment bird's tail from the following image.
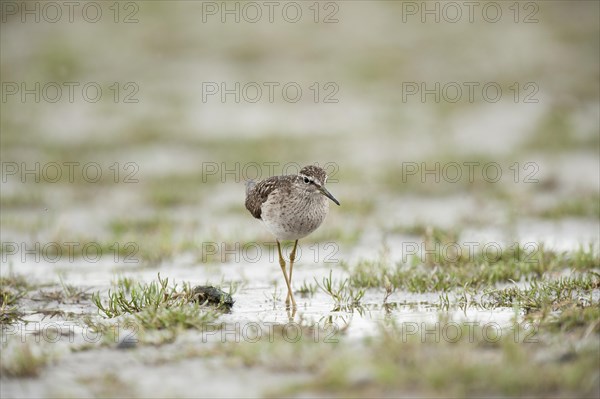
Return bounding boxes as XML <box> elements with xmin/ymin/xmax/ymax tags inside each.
<box><xmin>245</xmin><ymin>180</ymin><xmax>256</xmax><ymax>196</ymax></box>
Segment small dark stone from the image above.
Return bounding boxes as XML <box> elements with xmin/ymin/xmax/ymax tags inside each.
<box><xmin>117</xmin><ymin>334</ymin><xmax>138</xmax><ymax>350</ymax></box>
<box><xmin>558</xmin><ymin>351</ymin><xmax>577</xmax><ymax>363</ymax></box>
<box><xmin>192</xmin><ymin>286</ymin><xmax>234</xmax><ymax>309</ymax></box>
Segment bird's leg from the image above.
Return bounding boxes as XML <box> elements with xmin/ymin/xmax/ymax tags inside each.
<box><xmin>276</xmin><ymin>240</ymin><xmax>295</xmax><ymax>308</ymax></box>
<box><xmin>287</xmin><ymin>306</ymin><xmax>296</xmax><ymax>321</ymax></box>
<box><xmin>286</xmin><ymin>240</ymin><xmax>298</xmax><ymax>307</ymax></box>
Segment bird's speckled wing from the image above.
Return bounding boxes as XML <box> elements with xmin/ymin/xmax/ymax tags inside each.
<box><xmin>245</xmin><ymin>176</ymin><xmax>288</xmax><ymax>220</ymax></box>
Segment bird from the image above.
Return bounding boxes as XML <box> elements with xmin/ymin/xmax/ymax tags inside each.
<box><xmin>245</xmin><ymin>165</ymin><xmax>340</xmax><ymax>309</ymax></box>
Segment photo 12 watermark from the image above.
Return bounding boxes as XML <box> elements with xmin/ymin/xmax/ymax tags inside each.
<box><xmin>1</xmin><ymin>321</ymin><xmax>139</xmax><ymax>345</ymax></box>
<box><xmin>1</xmin><ymin>1</ymin><xmax>140</xmax><ymax>24</ymax></box>
<box><xmin>201</xmin><ymin>161</ymin><xmax>340</xmax><ymax>183</ymax></box>
<box><xmin>401</xmin><ymin>82</ymin><xmax>539</xmax><ymax>103</ymax></box>
<box><xmin>1</xmin><ymin>82</ymin><xmax>139</xmax><ymax>104</ymax></box>
<box><xmin>401</xmin><ymin>241</ymin><xmax>540</xmax><ymax>264</ymax></box>
<box><xmin>401</xmin><ymin>161</ymin><xmax>540</xmax><ymax>185</ymax></box>
<box><xmin>201</xmin><ymin>321</ymin><xmax>340</xmax><ymax>343</ymax></box>
<box><xmin>1</xmin><ymin>162</ymin><xmax>140</xmax><ymax>184</ymax></box>
<box><xmin>395</xmin><ymin>321</ymin><xmax>539</xmax><ymax>344</ymax></box>
<box><xmin>201</xmin><ymin>241</ymin><xmax>339</xmax><ymax>264</ymax></box>
<box><xmin>201</xmin><ymin>81</ymin><xmax>339</xmax><ymax>104</ymax></box>
<box><xmin>399</xmin><ymin>1</ymin><xmax>539</xmax><ymax>24</ymax></box>
<box><xmin>1</xmin><ymin>241</ymin><xmax>140</xmax><ymax>264</ymax></box>
<box><xmin>200</xmin><ymin>1</ymin><xmax>339</xmax><ymax>24</ymax></box>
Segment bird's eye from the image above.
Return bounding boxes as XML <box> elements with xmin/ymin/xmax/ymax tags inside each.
<box><xmin>303</xmin><ymin>177</ymin><xmax>310</xmax><ymax>184</ymax></box>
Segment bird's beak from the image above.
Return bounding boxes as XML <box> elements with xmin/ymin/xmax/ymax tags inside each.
<box><xmin>318</xmin><ymin>185</ymin><xmax>340</xmax><ymax>206</ymax></box>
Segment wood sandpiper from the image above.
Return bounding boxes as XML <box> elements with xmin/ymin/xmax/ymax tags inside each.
<box><xmin>245</xmin><ymin>165</ymin><xmax>340</xmax><ymax>309</ymax></box>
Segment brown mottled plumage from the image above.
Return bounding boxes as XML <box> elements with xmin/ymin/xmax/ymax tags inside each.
<box><xmin>245</xmin><ymin>176</ymin><xmax>288</xmax><ymax>220</ymax></box>
<box><xmin>245</xmin><ymin>165</ymin><xmax>331</xmax><ymax>221</ymax></box>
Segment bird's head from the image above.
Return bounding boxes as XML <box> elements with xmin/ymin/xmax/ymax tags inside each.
<box><xmin>298</xmin><ymin>165</ymin><xmax>340</xmax><ymax>206</ymax></box>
